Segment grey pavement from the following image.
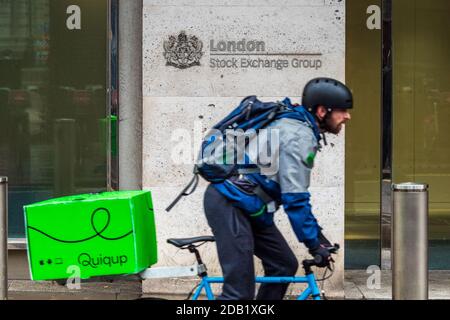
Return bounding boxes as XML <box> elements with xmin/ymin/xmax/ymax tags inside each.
<box><xmin>6</xmin><ymin>278</ymin><xmax>142</xmax><ymax>300</ymax></box>
<box><xmin>4</xmin><ymin>271</ymin><xmax>450</xmax><ymax>300</ymax></box>
<box><xmin>344</xmin><ymin>270</ymin><xmax>450</xmax><ymax>300</ymax></box>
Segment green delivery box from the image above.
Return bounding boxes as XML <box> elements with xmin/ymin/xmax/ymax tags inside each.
<box><xmin>24</xmin><ymin>191</ymin><xmax>157</xmax><ymax>281</ymax></box>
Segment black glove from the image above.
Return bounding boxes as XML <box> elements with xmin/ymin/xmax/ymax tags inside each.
<box><xmin>308</xmin><ymin>228</ymin><xmax>332</xmax><ymax>267</ymax></box>
<box><xmin>308</xmin><ymin>245</ymin><xmax>331</xmax><ymax>268</ymax></box>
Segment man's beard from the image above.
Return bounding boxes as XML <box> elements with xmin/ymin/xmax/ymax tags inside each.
<box><xmin>323</xmin><ymin>118</ymin><xmax>343</xmax><ymax>135</ymax></box>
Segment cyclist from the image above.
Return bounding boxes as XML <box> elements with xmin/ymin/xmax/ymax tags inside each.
<box><xmin>203</xmin><ymin>77</ymin><xmax>353</xmax><ymax>300</ymax></box>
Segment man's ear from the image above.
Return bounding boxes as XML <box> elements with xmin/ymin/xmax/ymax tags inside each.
<box><xmin>315</xmin><ymin>105</ymin><xmax>327</xmax><ymax>120</ymax></box>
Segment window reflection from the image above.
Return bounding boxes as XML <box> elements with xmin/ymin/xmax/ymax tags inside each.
<box><xmin>393</xmin><ymin>0</ymin><xmax>450</xmax><ymax>269</ymax></box>
<box><xmin>345</xmin><ymin>0</ymin><xmax>382</xmax><ymax>269</ymax></box>
<box><xmin>0</xmin><ymin>0</ymin><xmax>108</xmax><ymax>237</ymax></box>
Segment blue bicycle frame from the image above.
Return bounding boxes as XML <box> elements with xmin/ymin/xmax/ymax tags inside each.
<box><xmin>192</xmin><ymin>273</ymin><xmax>321</xmax><ymax>300</ymax></box>
<box><xmin>164</xmin><ymin>237</ymin><xmax>337</xmax><ymax>301</ymax></box>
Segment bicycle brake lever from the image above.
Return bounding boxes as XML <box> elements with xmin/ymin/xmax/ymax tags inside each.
<box><xmin>327</xmin><ymin>257</ymin><xmax>335</xmax><ymax>271</ymax></box>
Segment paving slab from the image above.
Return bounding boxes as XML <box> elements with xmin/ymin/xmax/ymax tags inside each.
<box><xmin>345</xmin><ymin>270</ymin><xmax>450</xmax><ymax>300</ymax></box>
<box><xmin>6</xmin><ymin>278</ymin><xmax>142</xmax><ymax>300</ymax></box>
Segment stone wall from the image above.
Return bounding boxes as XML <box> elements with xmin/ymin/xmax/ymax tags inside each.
<box><xmin>142</xmin><ymin>0</ymin><xmax>346</xmax><ymax>298</ymax></box>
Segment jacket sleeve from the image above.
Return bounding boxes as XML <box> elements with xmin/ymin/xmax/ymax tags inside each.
<box><xmin>277</xmin><ymin>123</ymin><xmax>320</xmax><ymax>250</ymax></box>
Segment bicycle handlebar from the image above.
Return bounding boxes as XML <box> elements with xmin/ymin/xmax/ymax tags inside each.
<box><xmin>326</xmin><ymin>243</ymin><xmax>340</xmax><ymax>254</ymax></box>
<box><xmin>302</xmin><ymin>243</ymin><xmax>340</xmax><ymax>270</ymax></box>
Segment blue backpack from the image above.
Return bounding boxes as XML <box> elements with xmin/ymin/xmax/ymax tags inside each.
<box><xmin>166</xmin><ymin>96</ymin><xmax>307</xmax><ymax>211</ymax></box>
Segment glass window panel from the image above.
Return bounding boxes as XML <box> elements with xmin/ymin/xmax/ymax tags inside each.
<box><xmin>345</xmin><ymin>0</ymin><xmax>382</xmax><ymax>269</ymax></box>
<box><xmin>393</xmin><ymin>0</ymin><xmax>450</xmax><ymax>269</ymax></box>
<box><xmin>0</xmin><ymin>0</ymin><xmax>108</xmax><ymax>238</ymax></box>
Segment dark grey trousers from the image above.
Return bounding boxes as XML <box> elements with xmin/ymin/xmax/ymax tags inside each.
<box><xmin>203</xmin><ymin>184</ymin><xmax>299</xmax><ymax>300</ymax></box>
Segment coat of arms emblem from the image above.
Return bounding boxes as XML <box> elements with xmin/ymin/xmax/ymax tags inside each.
<box><xmin>163</xmin><ymin>31</ymin><xmax>203</xmax><ymax>69</ymax></box>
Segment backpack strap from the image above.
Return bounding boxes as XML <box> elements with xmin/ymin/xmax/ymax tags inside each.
<box><xmin>165</xmin><ymin>174</ymin><xmax>199</xmax><ymax>212</ymax></box>
<box><xmin>252</xmin><ymin>184</ymin><xmax>278</xmax><ymax>213</ymax></box>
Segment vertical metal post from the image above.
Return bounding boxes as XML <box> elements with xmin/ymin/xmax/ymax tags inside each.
<box><xmin>0</xmin><ymin>176</ymin><xmax>8</xmax><ymax>300</ymax></box>
<box><xmin>54</xmin><ymin>119</ymin><xmax>76</xmax><ymax>197</ymax></box>
<box><xmin>392</xmin><ymin>182</ymin><xmax>428</xmax><ymax>300</ymax></box>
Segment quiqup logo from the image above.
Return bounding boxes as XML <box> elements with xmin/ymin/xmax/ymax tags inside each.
<box><xmin>78</xmin><ymin>253</ymin><xmax>128</xmax><ymax>269</ymax></box>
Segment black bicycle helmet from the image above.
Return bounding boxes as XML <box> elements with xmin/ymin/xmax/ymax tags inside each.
<box><xmin>302</xmin><ymin>77</ymin><xmax>353</xmax><ymax>112</ymax></box>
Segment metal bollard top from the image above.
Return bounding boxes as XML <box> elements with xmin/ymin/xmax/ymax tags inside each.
<box><xmin>0</xmin><ymin>177</ymin><xmax>7</xmax><ymax>183</ymax></box>
<box><xmin>392</xmin><ymin>182</ymin><xmax>428</xmax><ymax>191</ymax></box>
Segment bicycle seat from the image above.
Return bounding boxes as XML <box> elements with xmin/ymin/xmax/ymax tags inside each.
<box><xmin>167</xmin><ymin>236</ymin><xmax>215</xmax><ymax>248</ymax></box>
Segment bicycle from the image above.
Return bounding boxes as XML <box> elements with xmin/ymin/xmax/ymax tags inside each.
<box><xmin>140</xmin><ymin>236</ymin><xmax>340</xmax><ymax>300</ymax></box>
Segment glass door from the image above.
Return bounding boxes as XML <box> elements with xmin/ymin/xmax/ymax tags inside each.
<box><xmin>345</xmin><ymin>0</ymin><xmax>382</xmax><ymax>269</ymax></box>
<box><xmin>0</xmin><ymin>0</ymin><xmax>109</xmax><ymax>238</ymax></box>
<box><xmin>392</xmin><ymin>0</ymin><xmax>450</xmax><ymax>269</ymax></box>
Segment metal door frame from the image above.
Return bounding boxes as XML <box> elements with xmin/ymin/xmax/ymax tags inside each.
<box><xmin>380</xmin><ymin>0</ymin><xmax>393</xmax><ymax>270</ymax></box>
